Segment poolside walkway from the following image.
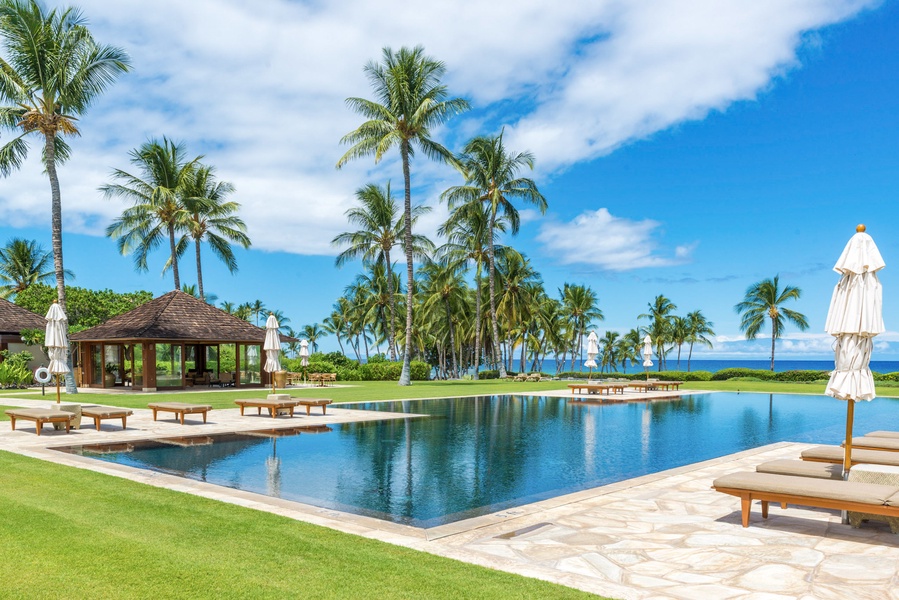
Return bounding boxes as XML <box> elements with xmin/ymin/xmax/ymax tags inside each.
<box><xmin>2</xmin><ymin>395</ymin><xmax>898</xmax><ymax>599</ymax></box>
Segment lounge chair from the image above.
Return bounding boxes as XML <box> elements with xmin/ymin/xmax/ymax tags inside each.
<box><xmin>846</xmin><ymin>436</ymin><xmax>899</xmax><ymax>452</ymax></box>
<box><xmin>5</xmin><ymin>408</ymin><xmax>74</xmax><ymax>435</ymax></box>
<box><xmin>801</xmin><ymin>445</ymin><xmax>899</xmax><ymax>468</ymax></box>
<box><xmin>147</xmin><ymin>402</ymin><xmax>213</xmax><ymax>425</ymax></box>
<box><xmin>868</xmin><ymin>431</ymin><xmax>899</xmax><ymax>439</ymax></box>
<box><xmin>756</xmin><ymin>459</ymin><xmax>843</xmax><ymax>480</ymax></box>
<box><xmin>513</xmin><ymin>373</ymin><xmax>527</xmax><ymax>382</ymax></box>
<box><xmin>525</xmin><ymin>373</ymin><xmax>542</xmax><ymax>382</ymax></box>
<box><xmin>712</xmin><ymin>471</ymin><xmax>899</xmax><ymax>528</ymax></box>
<box><xmin>235</xmin><ymin>398</ymin><xmax>301</xmax><ymax>418</ymax></box>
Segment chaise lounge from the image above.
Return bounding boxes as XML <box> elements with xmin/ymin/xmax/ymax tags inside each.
<box><xmin>712</xmin><ymin>471</ymin><xmax>899</xmax><ymax>528</ymax></box>
<box><xmin>5</xmin><ymin>408</ymin><xmax>74</xmax><ymax>435</ymax></box>
<box><xmin>235</xmin><ymin>398</ymin><xmax>302</xmax><ymax>418</ymax></box>
<box><xmin>147</xmin><ymin>402</ymin><xmax>213</xmax><ymax>425</ymax></box>
<box><xmin>801</xmin><ymin>445</ymin><xmax>899</xmax><ymax>468</ymax></box>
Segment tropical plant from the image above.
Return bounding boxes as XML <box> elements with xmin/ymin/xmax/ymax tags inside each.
<box><xmin>640</xmin><ymin>295</ymin><xmax>677</xmax><ymax>371</ymax></box>
<box><xmin>332</xmin><ymin>181</ymin><xmax>433</xmax><ymax>361</ymax></box>
<box><xmin>735</xmin><ymin>275</ymin><xmax>809</xmax><ymax>370</ymax></box>
<box><xmin>248</xmin><ymin>299</ymin><xmax>266</xmax><ymax>327</ymax></box>
<box><xmin>670</xmin><ymin>315</ymin><xmax>688</xmax><ymax>371</ymax></box>
<box><xmin>102</xmin><ymin>138</ymin><xmax>201</xmax><ymax>289</ymax></box>
<box><xmin>0</xmin><ymin>238</ymin><xmax>73</xmax><ymax>298</ymax></box>
<box><xmin>442</xmin><ymin>131</ymin><xmax>546</xmax><ymax>378</ymax></box>
<box><xmin>179</xmin><ymin>165</ymin><xmax>250</xmax><ymax>300</ymax></box>
<box><xmin>685</xmin><ymin>310</ymin><xmax>715</xmax><ymax>372</ymax></box>
<box><xmin>337</xmin><ymin>45</ymin><xmax>469</xmax><ymax>385</ymax></box>
<box><xmin>560</xmin><ymin>283</ymin><xmax>603</xmax><ymax>370</ymax></box>
<box><xmin>419</xmin><ymin>259</ymin><xmax>469</xmax><ymax>378</ymax></box>
<box><xmin>301</xmin><ymin>323</ymin><xmax>326</xmax><ymax>353</ymax></box>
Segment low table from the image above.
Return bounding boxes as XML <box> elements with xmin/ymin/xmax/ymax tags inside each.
<box><xmin>147</xmin><ymin>402</ymin><xmax>213</xmax><ymax>425</ymax></box>
<box><xmin>81</xmin><ymin>406</ymin><xmax>134</xmax><ymax>431</ymax></box>
<box><xmin>235</xmin><ymin>398</ymin><xmax>301</xmax><ymax>418</ymax></box>
<box><xmin>296</xmin><ymin>399</ymin><xmax>332</xmax><ymax>415</ymax></box>
<box><xmin>5</xmin><ymin>408</ymin><xmax>74</xmax><ymax>436</ymax></box>
<box><xmin>847</xmin><ymin>463</ymin><xmax>899</xmax><ymax>533</ymax></box>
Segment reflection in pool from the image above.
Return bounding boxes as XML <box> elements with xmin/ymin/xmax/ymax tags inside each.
<box><xmin>55</xmin><ymin>393</ymin><xmax>899</xmax><ymax>527</ymax></box>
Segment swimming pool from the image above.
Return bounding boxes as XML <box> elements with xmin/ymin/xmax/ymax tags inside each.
<box><xmin>56</xmin><ymin>393</ymin><xmax>899</xmax><ymax>527</ymax></box>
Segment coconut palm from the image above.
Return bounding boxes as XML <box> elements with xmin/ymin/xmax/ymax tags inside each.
<box><xmin>0</xmin><ymin>238</ymin><xmax>73</xmax><ymax>299</ymax></box>
<box><xmin>685</xmin><ymin>310</ymin><xmax>715</xmax><ymax>372</ymax></box>
<box><xmin>102</xmin><ymin>138</ymin><xmax>201</xmax><ymax>289</ymax></box>
<box><xmin>560</xmin><ymin>283</ymin><xmax>603</xmax><ymax>370</ymax></box>
<box><xmin>179</xmin><ymin>165</ymin><xmax>250</xmax><ymax>300</ymax></box>
<box><xmin>496</xmin><ymin>250</ymin><xmax>543</xmax><ymax>372</ymax></box>
<box><xmin>248</xmin><ymin>299</ymin><xmax>267</xmax><ymax>327</ymax></box>
<box><xmin>735</xmin><ymin>275</ymin><xmax>808</xmax><ymax>370</ymax></box>
<box><xmin>420</xmin><ymin>259</ymin><xmax>469</xmax><ymax>377</ymax></box>
<box><xmin>332</xmin><ymin>182</ymin><xmax>433</xmax><ymax>361</ymax></box>
<box><xmin>442</xmin><ymin>131</ymin><xmax>546</xmax><ymax>378</ymax></box>
<box><xmin>220</xmin><ymin>301</ymin><xmax>236</xmax><ymax>315</ymax></box>
<box><xmin>301</xmin><ymin>323</ymin><xmax>326</xmax><ymax>354</ymax></box>
<box><xmin>670</xmin><ymin>316</ymin><xmax>688</xmax><ymax>371</ymax></box>
<box><xmin>640</xmin><ymin>295</ymin><xmax>677</xmax><ymax>371</ymax></box>
<box><xmin>0</xmin><ymin>0</ymin><xmax>130</xmax><ymax>312</ymax></box>
<box><xmin>338</xmin><ymin>45</ymin><xmax>469</xmax><ymax>386</ymax></box>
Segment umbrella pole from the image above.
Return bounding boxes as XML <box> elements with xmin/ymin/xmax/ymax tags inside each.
<box><xmin>843</xmin><ymin>401</ymin><xmax>855</xmax><ymax>476</ymax></box>
<box><xmin>55</xmin><ymin>375</ymin><xmax>60</xmax><ymax>404</ymax></box>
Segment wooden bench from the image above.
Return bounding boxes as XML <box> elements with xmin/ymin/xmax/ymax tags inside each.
<box><xmin>235</xmin><ymin>398</ymin><xmax>301</xmax><ymax>418</ymax></box>
<box><xmin>147</xmin><ymin>402</ymin><xmax>213</xmax><ymax>425</ymax></box>
<box><xmin>712</xmin><ymin>471</ymin><xmax>899</xmax><ymax>528</ymax></box>
<box><xmin>5</xmin><ymin>408</ymin><xmax>73</xmax><ymax>436</ymax></box>
<box><xmin>296</xmin><ymin>399</ymin><xmax>332</xmax><ymax>415</ymax></box>
<box><xmin>81</xmin><ymin>406</ymin><xmax>134</xmax><ymax>431</ymax></box>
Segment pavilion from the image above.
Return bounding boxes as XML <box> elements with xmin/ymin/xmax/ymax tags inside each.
<box><xmin>70</xmin><ymin>290</ymin><xmax>291</xmax><ymax>391</ymax></box>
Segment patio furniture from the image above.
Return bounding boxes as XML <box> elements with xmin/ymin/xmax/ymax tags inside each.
<box><xmin>513</xmin><ymin>373</ymin><xmax>528</xmax><ymax>382</ymax></box>
<box><xmin>296</xmin><ymin>398</ymin><xmax>332</xmax><ymax>415</ymax></box>
<box><xmin>235</xmin><ymin>398</ymin><xmax>302</xmax><ymax>418</ymax></box>
<box><xmin>756</xmin><ymin>459</ymin><xmax>843</xmax><ymax>480</ymax></box>
<box><xmin>525</xmin><ymin>373</ymin><xmax>543</xmax><ymax>382</ymax></box>
<box><xmin>147</xmin><ymin>402</ymin><xmax>213</xmax><ymax>425</ymax></box>
<box><xmin>846</xmin><ymin>436</ymin><xmax>899</xmax><ymax>452</ymax></box>
<box><xmin>868</xmin><ymin>431</ymin><xmax>899</xmax><ymax>439</ymax></box>
<box><xmin>846</xmin><ymin>463</ymin><xmax>899</xmax><ymax>533</ymax></box>
<box><xmin>81</xmin><ymin>406</ymin><xmax>134</xmax><ymax>431</ymax></box>
<box><xmin>216</xmin><ymin>372</ymin><xmax>234</xmax><ymax>387</ymax></box>
<box><xmin>712</xmin><ymin>471</ymin><xmax>899</xmax><ymax>528</ymax></box>
<box><xmin>801</xmin><ymin>445</ymin><xmax>899</xmax><ymax>468</ymax></box>
<box><xmin>568</xmin><ymin>383</ymin><xmax>625</xmax><ymax>396</ymax></box>
<box><xmin>5</xmin><ymin>408</ymin><xmax>74</xmax><ymax>435</ymax></box>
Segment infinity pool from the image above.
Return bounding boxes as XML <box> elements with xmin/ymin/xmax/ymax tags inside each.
<box><xmin>57</xmin><ymin>393</ymin><xmax>899</xmax><ymax>527</ymax></box>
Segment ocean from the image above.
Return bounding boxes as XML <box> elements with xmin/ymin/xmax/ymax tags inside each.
<box><xmin>511</xmin><ymin>359</ymin><xmax>899</xmax><ymax>374</ymax></box>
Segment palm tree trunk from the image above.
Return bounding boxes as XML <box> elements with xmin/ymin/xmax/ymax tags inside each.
<box><xmin>677</xmin><ymin>344</ymin><xmax>682</xmax><ymax>371</ymax></box>
<box><xmin>335</xmin><ymin>334</ymin><xmax>345</xmax><ymax>356</ymax></box>
<box><xmin>399</xmin><ymin>144</ymin><xmax>414</xmax><ymax>386</ymax></box>
<box><xmin>44</xmin><ymin>133</ymin><xmax>77</xmax><ymax>395</ymax></box>
<box><xmin>385</xmin><ymin>251</ymin><xmax>397</xmax><ymax>362</ymax></box>
<box><xmin>444</xmin><ymin>298</ymin><xmax>458</xmax><ymax>378</ymax></box>
<box><xmin>519</xmin><ymin>333</ymin><xmax>526</xmax><ymax>373</ymax></box>
<box><xmin>687</xmin><ymin>341</ymin><xmax>694</xmax><ymax>372</ymax></box>
<box><xmin>473</xmin><ymin>268</ymin><xmax>483</xmax><ymax>380</ymax></box>
<box><xmin>770</xmin><ymin>317</ymin><xmax>777</xmax><ymax>371</ymax></box>
<box><xmin>487</xmin><ymin>211</ymin><xmax>506</xmax><ymax>378</ymax></box>
<box><xmin>168</xmin><ymin>223</ymin><xmax>180</xmax><ymax>290</ymax></box>
<box><xmin>363</xmin><ymin>329</ymin><xmax>370</xmax><ymax>361</ymax></box>
<box><xmin>195</xmin><ymin>239</ymin><xmax>204</xmax><ymax>300</ymax></box>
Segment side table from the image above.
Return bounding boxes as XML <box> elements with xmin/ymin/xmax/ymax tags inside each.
<box><xmin>847</xmin><ymin>463</ymin><xmax>899</xmax><ymax>533</ymax></box>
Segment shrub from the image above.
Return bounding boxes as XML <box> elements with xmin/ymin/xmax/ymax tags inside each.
<box><xmin>336</xmin><ymin>367</ymin><xmax>362</xmax><ymax>381</ymax></box>
<box><xmin>773</xmin><ymin>370</ymin><xmax>830</xmax><ymax>382</ymax></box>
<box><xmin>409</xmin><ymin>361</ymin><xmax>431</xmax><ymax>380</ymax></box>
<box><xmin>323</xmin><ymin>352</ymin><xmax>358</xmax><ymax>369</ymax></box>
<box><xmin>875</xmin><ymin>372</ymin><xmax>899</xmax><ymax>382</ymax></box>
<box><xmin>711</xmin><ymin>368</ymin><xmax>776</xmax><ymax>381</ymax></box>
<box><xmin>477</xmin><ymin>369</ymin><xmax>500</xmax><ymax>379</ymax></box>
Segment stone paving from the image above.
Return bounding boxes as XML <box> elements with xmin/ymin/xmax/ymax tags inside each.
<box><xmin>2</xmin><ymin>390</ymin><xmax>898</xmax><ymax>599</ymax></box>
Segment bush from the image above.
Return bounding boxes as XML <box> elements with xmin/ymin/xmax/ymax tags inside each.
<box><xmin>336</xmin><ymin>367</ymin><xmax>362</xmax><ymax>381</ymax></box>
<box><xmin>711</xmin><ymin>368</ymin><xmax>776</xmax><ymax>381</ymax></box>
<box><xmin>773</xmin><ymin>370</ymin><xmax>830</xmax><ymax>382</ymax></box>
<box><xmin>477</xmin><ymin>370</ymin><xmax>500</xmax><ymax>379</ymax></box>
<box><xmin>323</xmin><ymin>352</ymin><xmax>358</xmax><ymax>369</ymax></box>
<box><xmin>0</xmin><ymin>351</ymin><xmax>34</xmax><ymax>388</ymax></box>
<box><xmin>875</xmin><ymin>371</ymin><xmax>899</xmax><ymax>382</ymax></box>
<box><xmin>409</xmin><ymin>361</ymin><xmax>430</xmax><ymax>380</ymax></box>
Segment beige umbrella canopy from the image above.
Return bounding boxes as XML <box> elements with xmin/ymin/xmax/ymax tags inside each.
<box><xmin>263</xmin><ymin>313</ymin><xmax>282</xmax><ymax>394</ymax></box>
<box><xmin>45</xmin><ymin>302</ymin><xmax>70</xmax><ymax>404</ymax></box>
<box><xmin>824</xmin><ymin>225</ymin><xmax>885</xmax><ymax>475</ymax></box>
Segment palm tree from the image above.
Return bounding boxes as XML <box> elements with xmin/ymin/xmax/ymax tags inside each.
<box><xmin>735</xmin><ymin>275</ymin><xmax>809</xmax><ymax>370</ymax></box>
<box><xmin>301</xmin><ymin>323</ymin><xmax>326</xmax><ymax>353</ymax></box>
<box><xmin>640</xmin><ymin>295</ymin><xmax>677</xmax><ymax>371</ymax></box>
<box><xmin>685</xmin><ymin>310</ymin><xmax>715</xmax><ymax>371</ymax></box>
<box><xmin>180</xmin><ymin>165</ymin><xmax>250</xmax><ymax>300</ymax></box>
<box><xmin>0</xmin><ymin>0</ymin><xmax>130</xmax><ymax>313</ymax></box>
<box><xmin>442</xmin><ymin>131</ymin><xmax>547</xmax><ymax>378</ymax></box>
<box><xmin>102</xmin><ymin>138</ymin><xmax>201</xmax><ymax>289</ymax></box>
<box><xmin>599</xmin><ymin>330</ymin><xmax>620</xmax><ymax>374</ymax></box>
<box><xmin>560</xmin><ymin>283</ymin><xmax>603</xmax><ymax>370</ymax></box>
<box><xmin>220</xmin><ymin>301</ymin><xmax>236</xmax><ymax>315</ymax></box>
<box><xmin>618</xmin><ymin>329</ymin><xmax>643</xmax><ymax>373</ymax></box>
<box><xmin>332</xmin><ymin>182</ymin><xmax>433</xmax><ymax>361</ymax></box>
<box><xmin>0</xmin><ymin>238</ymin><xmax>72</xmax><ymax>299</ymax></box>
<box><xmin>337</xmin><ymin>45</ymin><xmax>469</xmax><ymax>386</ymax></box>
<box><xmin>420</xmin><ymin>259</ymin><xmax>469</xmax><ymax>377</ymax></box>
<box><xmin>248</xmin><ymin>299</ymin><xmax>266</xmax><ymax>327</ymax></box>
<box><xmin>670</xmin><ymin>316</ymin><xmax>688</xmax><ymax>371</ymax></box>
<box><xmin>496</xmin><ymin>250</ymin><xmax>543</xmax><ymax>372</ymax></box>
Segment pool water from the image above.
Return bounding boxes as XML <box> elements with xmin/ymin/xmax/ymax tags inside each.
<box><xmin>57</xmin><ymin>393</ymin><xmax>899</xmax><ymax>527</ymax></box>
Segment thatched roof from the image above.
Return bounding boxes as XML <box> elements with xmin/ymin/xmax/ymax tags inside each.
<box><xmin>0</xmin><ymin>298</ymin><xmax>45</xmax><ymax>334</ymax></box>
<box><xmin>71</xmin><ymin>290</ymin><xmax>294</xmax><ymax>343</ymax></box>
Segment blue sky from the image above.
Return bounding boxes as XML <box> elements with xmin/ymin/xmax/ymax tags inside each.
<box><xmin>1</xmin><ymin>0</ymin><xmax>897</xmax><ymax>359</ymax></box>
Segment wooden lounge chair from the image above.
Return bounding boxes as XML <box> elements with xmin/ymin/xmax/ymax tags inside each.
<box><xmin>5</xmin><ymin>408</ymin><xmax>74</xmax><ymax>435</ymax></box>
<box><xmin>513</xmin><ymin>373</ymin><xmax>527</xmax><ymax>382</ymax></box>
<box><xmin>801</xmin><ymin>445</ymin><xmax>899</xmax><ymax>468</ymax></box>
<box><xmin>847</xmin><ymin>436</ymin><xmax>899</xmax><ymax>452</ymax></box>
<box><xmin>868</xmin><ymin>431</ymin><xmax>899</xmax><ymax>439</ymax></box>
<box><xmin>147</xmin><ymin>402</ymin><xmax>213</xmax><ymax>425</ymax></box>
<box><xmin>235</xmin><ymin>398</ymin><xmax>302</xmax><ymax>418</ymax></box>
<box><xmin>296</xmin><ymin>398</ymin><xmax>332</xmax><ymax>415</ymax></box>
<box><xmin>525</xmin><ymin>373</ymin><xmax>542</xmax><ymax>382</ymax></box>
<box><xmin>756</xmin><ymin>459</ymin><xmax>844</xmax><ymax>480</ymax></box>
<box><xmin>712</xmin><ymin>471</ymin><xmax>899</xmax><ymax>528</ymax></box>
<box><xmin>81</xmin><ymin>407</ymin><xmax>133</xmax><ymax>431</ymax></box>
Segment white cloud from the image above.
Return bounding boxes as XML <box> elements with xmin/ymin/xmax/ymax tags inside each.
<box><xmin>0</xmin><ymin>0</ymin><xmax>877</xmax><ymax>258</ymax></box>
<box><xmin>537</xmin><ymin>208</ymin><xmax>692</xmax><ymax>270</ymax></box>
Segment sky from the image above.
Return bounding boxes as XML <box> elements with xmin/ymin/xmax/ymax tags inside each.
<box><xmin>1</xmin><ymin>0</ymin><xmax>897</xmax><ymax>360</ymax></box>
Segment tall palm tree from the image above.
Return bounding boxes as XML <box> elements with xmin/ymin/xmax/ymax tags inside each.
<box><xmin>301</xmin><ymin>323</ymin><xmax>326</xmax><ymax>353</ymax></box>
<box><xmin>685</xmin><ymin>310</ymin><xmax>715</xmax><ymax>372</ymax></box>
<box><xmin>442</xmin><ymin>131</ymin><xmax>547</xmax><ymax>378</ymax></box>
<box><xmin>420</xmin><ymin>259</ymin><xmax>469</xmax><ymax>378</ymax></box>
<box><xmin>599</xmin><ymin>330</ymin><xmax>620</xmax><ymax>374</ymax></box>
<box><xmin>640</xmin><ymin>295</ymin><xmax>677</xmax><ymax>371</ymax></box>
<box><xmin>102</xmin><ymin>138</ymin><xmax>200</xmax><ymax>289</ymax></box>
<box><xmin>560</xmin><ymin>283</ymin><xmax>603</xmax><ymax>370</ymax></box>
<box><xmin>248</xmin><ymin>299</ymin><xmax>266</xmax><ymax>327</ymax></box>
<box><xmin>0</xmin><ymin>0</ymin><xmax>130</xmax><ymax>313</ymax></box>
<box><xmin>0</xmin><ymin>238</ymin><xmax>72</xmax><ymax>298</ymax></box>
<box><xmin>332</xmin><ymin>182</ymin><xmax>433</xmax><ymax>361</ymax></box>
<box><xmin>220</xmin><ymin>300</ymin><xmax>236</xmax><ymax>315</ymax></box>
<box><xmin>496</xmin><ymin>250</ymin><xmax>543</xmax><ymax>372</ymax></box>
<box><xmin>670</xmin><ymin>316</ymin><xmax>688</xmax><ymax>371</ymax></box>
<box><xmin>337</xmin><ymin>45</ymin><xmax>469</xmax><ymax>386</ymax></box>
<box><xmin>735</xmin><ymin>275</ymin><xmax>809</xmax><ymax>370</ymax></box>
<box><xmin>180</xmin><ymin>165</ymin><xmax>250</xmax><ymax>300</ymax></box>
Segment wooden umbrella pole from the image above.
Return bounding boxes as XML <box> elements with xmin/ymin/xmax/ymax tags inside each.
<box><xmin>843</xmin><ymin>400</ymin><xmax>855</xmax><ymax>476</ymax></box>
<box><xmin>55</xmin><ymin>374</ymin><xmax>60</xmax><ymax>404</ymax></box>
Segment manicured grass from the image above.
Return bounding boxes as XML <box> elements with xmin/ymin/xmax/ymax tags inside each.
<box><xmin>0</xmin><ymin>450</ymin><xmax>599</xmax><ymax>600</ymax></box>
<box><xmin>0</xmin><ymin>406</ymin><xmax>16</xmax><ymax>421</ymax></box>
<box><xmin>687</xmin><ymin>380</ymin><xmax>899</xmax><ymax>397</ymax></box>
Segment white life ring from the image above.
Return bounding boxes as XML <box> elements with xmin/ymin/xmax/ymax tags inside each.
<box><xmin>34</xmin><ymin>367</ymin><xmax>52</xmax><ymax>384</ymax></box>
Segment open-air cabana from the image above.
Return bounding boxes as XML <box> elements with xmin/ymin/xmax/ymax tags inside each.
<box><xmin>71</xmin><ymin>290</ymin><xmax>290</xmax><ymax>392</ymax></box>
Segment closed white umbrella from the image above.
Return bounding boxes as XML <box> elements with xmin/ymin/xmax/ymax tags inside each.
<box><xmin>263</xmin><ymin>313</ymin><xmax>282</xmax><ymax>394</ymax></box>
<box><xmin>45</xmin><ymin>302</ymin><xmax>70</xmax><ymax>404</ymax></box>
<box><xmin>642</xmin><ymin>335</ymin><xmax>653</xmax><ymax>380</ymax></box>
<box><xmin>584</xmin><ymin>331</ymin><xmax>599</xmax><ymax>379</ymax></box>
<box><xmin>299</xmin><ymin>339</ymin><xmax>310</xmax><ymax>385</ymax></box>
<box><xmin>824</xmin><ymin>225</ymin><xmax>885</xmax><ymax>475</ymax></box>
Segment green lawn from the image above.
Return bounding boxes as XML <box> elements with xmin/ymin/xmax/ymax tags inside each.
<box><xmin>0</xmin><ymin>451</ymin><xmax>599</xmax><ymax>600</ymax></box>
<box><xmin>0</xmin><ymin>406</ymin><xmax>16</xmax><ymax>421</ymax></box>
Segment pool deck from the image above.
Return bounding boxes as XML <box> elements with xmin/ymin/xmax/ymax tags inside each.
<box><xmin>2</xmin><ymin>392</ymin><xmax>898</xmax><ymax>599</ymax></box>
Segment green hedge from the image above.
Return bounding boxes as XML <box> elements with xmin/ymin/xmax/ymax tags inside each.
<box><xmin>281</xmin><ymin>355</ymin><xmax>430</xmax><ymax>381</ymax></box>
<box><xmin>556</xmin><ymin>370</ymin><xmax>713</xmax><ymax>382</ymax></box>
